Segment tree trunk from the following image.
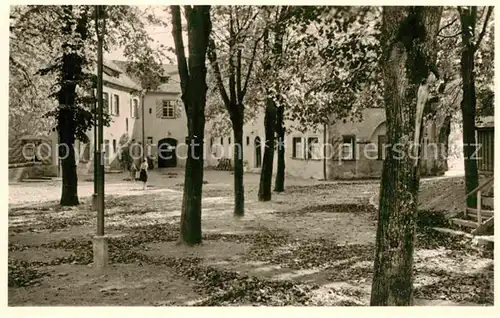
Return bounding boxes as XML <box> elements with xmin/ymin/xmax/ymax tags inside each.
<box><xmin>370</xmin><ymin>6</ymin><xmax>442</xmax><ymax>306</ymax></box>
<box><xmin>172</xmin><ymin>5</ymin><xmax>211</xmax><ymax>245</ymax></box>
<box><xmin>59</xmin><ymin>108</ymin><xmax>79</xmax><ymax>206</ymax></box>
<box><xmin>258</xmin><ymin>97</ymin><xmax>277</xmax><ymax>201</ymax></box>
<box><xmin>180</xmin><ymin>133</ymin><xmax>204</xmax><ymax>244</ymax></box>
<box><xmin>233</xmin><ymin>112</ymin><xmax>245</xmax><ymax>216</ymax></box>
<box><xmin>459</xmin><ymin>9</ymin><xmax>479</xmax><ymax>208</ymax></box>
<box><xmin>437</xmin><ymin>115</ymin><xmax>451</xmax><ymax>172</ymax></box>
<box><xmin>58</xmin><ymin>7</ymin><xmax>86</xmax><ymax>206</ymax></box>
<box><xmin>274</xmin><ymin>105</ymin><xmax>285</xmax><ymax>192</ymax></box>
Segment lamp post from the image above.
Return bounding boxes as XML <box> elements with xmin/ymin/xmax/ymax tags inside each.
<box><xmin>93</xmin><ymin>5</ymin><xmax>108</xmax><ymax>269</ymax></box>
<box><xmin>141</xmin><ymin>90</ymin><xmax>146</xmax><ymax>160</ymax></box>
<box><xmin>96</xmin><ymin>5</ymin><xmax>105</xmax><ymax>237</ymax></box>
<box><xmin>92</xmin><ymin>81</ymin><xmax>97</xmax><ymax>210</ymax></box>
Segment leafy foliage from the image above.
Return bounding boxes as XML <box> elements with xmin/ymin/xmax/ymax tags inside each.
<box><xmin>254</xmin><ymin>6</ymin><xmax>382</xmax><ymax>132</ymax></box>
<box><xmin>10</xmin><ymin>5</ymin><xmax>167</xmax><ymax>143</ymax></box>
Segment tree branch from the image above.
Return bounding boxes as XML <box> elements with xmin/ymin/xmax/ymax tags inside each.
<box><xmin>228</xmin><ymin>8</ymin><xmax>236</xmax><ymax>105</ymax></box>
<box><xmin>170</xmin><ymin>6</ymin><xmax>189</xmax><ymax>102</ymax></box>
<box><xmin>438</xmin><ymin>31</ymin><xmax>462</xmax><ymax>39</ymax></box>
<box><xmin>236</xmin><ymin>48</ymin><xmax>242</xmax><ymax>102</ymax></box>
<box><xmin>240</xmin><ymin>28</ymin><xmax>263</xmax><ymax>103</ymax></box>
<box><xmin>207</xmin><ymin>38</ymin><xmax>231</xmax><ymax>107</ymax></box>
<box><xmin>438</xmin><ymin>17</ymin><xmax>458</xmax><ymax>34</ymax></box>
<box><xmin>474</xmin><ymin>6</ymin><xmax>493</xmax><ymax>51</ymax></box>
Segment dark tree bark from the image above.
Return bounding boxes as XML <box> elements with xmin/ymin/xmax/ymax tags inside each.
<box><xmin>258</xmin><ymin>98</ymin><xmax>277</xmax><ymax>201</ymax></box>
<box><xmin>232</xmin><ymin>112</ymin><xmax>245</xmax><ymax>216</ymax></box>
<box><xmin>457</xmin><ymin>6</ymin><xmax>492</xmax><ymax>207</ymax></box>
<box><xmin>274</xmin><ymin>105</ymin><xmax>285</xmax><ymax>192</ymax></box>
<box><xmin>58</xmin><ymin>6</ymin><xmax>89</xmax><ymax>206</ymax></box>
<box><xmin>370</xmin><ymin>6</ymin><xmax>442</xmax><ymax>306</ymax></box>
<box><xmin>59</xmin><ymin>108</ymin><xmax>79</xmax><ymax>206</ymax></box>
<box><xmin>171</xmin><ymin>5</ymin><xmax>211</xmax><ymax>245</ymax></box>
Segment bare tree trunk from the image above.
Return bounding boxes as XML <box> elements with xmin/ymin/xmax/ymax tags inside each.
<box><xmin>172</xmin><ymin>5</ymin><xmax>211</xmax><ymax>245</ymax></box>
<box><xmin>233</xmin><ymin>112</ymin><xmax>245</xmax><ymax>216</ymax></box>
<box><xmin>258</xmin><ymin>97</ymin><xmax>277</xmax><ymax>201</ymax></box>
<box><xmin>274</xmin><ymin>105</ymin><xmax>285</xmax><ymax>192</ymax></box>
<box><xmin>370</xmin><ymin>6</ymin><xmax>442</xmax><ymax>306</ymax></box>
<box><xmin>458</xmin><ymin>7</ymin><xmax>479</xmax><ymax>208</ymax></box>
<box><xmin>59</xmin><ymin>108</ymin><xmax>79</xmax><ymax>206</ymax></box>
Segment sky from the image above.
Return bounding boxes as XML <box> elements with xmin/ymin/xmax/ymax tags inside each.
<box><xmin>104</xmin><ymin>6</ymin><xmax>180</xmax><ymax>64</ymax></box>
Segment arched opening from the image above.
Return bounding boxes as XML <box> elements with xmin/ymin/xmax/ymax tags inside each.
<box><xmin>254</xmin><ymin>136</ymin><xmax>262</xmax><ymax>168</ymax></box>
<box><xmin>158</xmin><ymin>138</ymin><xmax>177</xmax><ymax>168</ymax></box>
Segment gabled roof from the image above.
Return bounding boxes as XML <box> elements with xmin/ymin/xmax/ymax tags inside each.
<box><xmin>111</xmin><ymin>60</ymin><xmax>181</xmax><ymax>94</ymax></box>
<box><xmin>93</xmin><ymin>59</ymin><xmax>141</xmax><ymax>91</ymax></box>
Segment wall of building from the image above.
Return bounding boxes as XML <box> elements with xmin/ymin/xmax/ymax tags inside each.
<box><xmin>134</xmin><ymin>91</ymin><xmax>188</xmax><ymax>168</ymax></box>
<box><xmin>326</xmin><ymin>108</ymin><xmax>448</xmax><ymax>180</ymax></box>
<box><xmin>205</xmin><ymin>112</ymin><xmax>327</xmax><ymax>180</ymax></box>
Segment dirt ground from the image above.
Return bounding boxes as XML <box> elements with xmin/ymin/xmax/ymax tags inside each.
<box><xmin>8</xmin><ymin>169</ymin><xmax>493</xmax><ymax>306</ymax></box>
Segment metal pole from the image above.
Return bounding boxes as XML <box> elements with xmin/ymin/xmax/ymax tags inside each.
<box><xmin>92</xmin><ymin>85</ymin><xmax>97</xmax><ymax>210</ymax></box>
<box><xmin>141</xmin><ymin>92</ymin><xmax>145</xmax><ymax>160</ymax></box>
<box><xmin>96</xmin><ymin>5</ymin><xmax>105</xmax><ymax>236</ymax></box>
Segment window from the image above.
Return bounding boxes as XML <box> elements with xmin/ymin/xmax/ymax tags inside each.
<box><xmin>246</xmin><ymin>136</ymin><xmax>250</xmax><ymax>145</ymax></box>
<box><xmin>221</xmin><ymin>137</ymin><xmax>224</xmax><ymax>145</ymax></box>
<box><xmin>113</xmin><ymin>94</ymin><xmax>120</xmax><ymax>115</ymax></box>
<box><xmin>149</xmin><ymin>108</ymin><xmax>152</xmax><ymax>114</ymax></box>
<box><xmin>162</xmin><ymin>100</ymin><xmax>175</xmax><ymax>118</ymax></box>
<box><xmin>112</xmin><ymin>139</ymin><xmax>117</xmax><ymax>154</ymax></box>
<box><xmin>126</xmin><ymin>118</ymin><xmax>129</xmax><ymax>132</ymax></box>
<box><xmin>104</xmin><ymin>140</ymin><xmax>110</xmax><ymax>165</ymax></box>
<box><xmin>147</xmin><ymin>137</ymin><xmax>153</xmax><ymax>145</ymax></box>
<box><xmin>210</xmin><ymin>138</ymin><xmax>214</xmax><ymax>148</ymax></box>
<box><xmin>341</xmin><ymin>135</ymin><xmax>356</xmax><ymax>160</ymax></box>
<box><xmin>103</xmin><ymin>92</ymin><xmax>109</xmax><ymax>114</ymax></box>
<box><xmin>228</xmin><ymin>137</ymin><xmax>231</xmax><ymax>144</ymax></box>
<box><xmin>307</xmin><ymin>137</ymin><xmax>320</xmax><ymax>160</ymax></box>
<box><xmin>133</xmin><ymin>99</ymin><xmax>139</xmax><ymax>118</ymax></box>
<box><xmin>292</xmin><ymin>137</ymin><xmax>304</xmax><ymax>159</ymax></box>
<box><xmin>378</xmin><ymin>135</ymin><xmax>388</xmax><ymax>160</ymax></box>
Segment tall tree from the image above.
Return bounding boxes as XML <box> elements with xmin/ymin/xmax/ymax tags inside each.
<box><xmin>10</xmin><ymin>5</ymin><xmax>167</xmax><ymax>206</ymax></box>
<box><xmin>457</xmin><ymin>6</ymin><xmax>493</xmax><ymax>207</ymax></box>
<box><xmin>257</xmin><ymin>6</ymin><xmax>289</xmax><ymax>200</ymax></box>
<box><xmin>370</xmin><ymin>6</ymin><xmax>442</xmax><ymax>306</ymax></box>
<box><xmin>208</xmin><ymin>6</ymin><xmax>265</xmax><ymax>216</ymax></box>
<box><xmin>263</xmin><ymin>6</ymin><xmax>381</xmax><ymax>193</ymax></box>
<box><xmin>171</xmin><ymin>5</ymin><xmax>212</xmax><ymax>245</ymax></box>
<box><xmin>39</xmin><ymin>5</ymin><xmax>93</xmax><ymax>206</ymax></box>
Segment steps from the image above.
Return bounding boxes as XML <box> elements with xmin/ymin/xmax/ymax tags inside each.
<box><xmin>450</xmin><ymin>177</ymin><xmax>494</xmax><ymax>237</ymax></box>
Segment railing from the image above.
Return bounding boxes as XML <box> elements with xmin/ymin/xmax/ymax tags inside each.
<box><xmin>465</xmin><ymin>176</ymin><xmax>494</xmax><ymax>233</ymax></box>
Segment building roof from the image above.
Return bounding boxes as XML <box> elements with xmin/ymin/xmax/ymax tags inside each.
<box><xmin>111</xmin><ymin>60</ymin><xmax>181</xmax><ymax>94</ymax></box>
<box><xmin>103</xmin><ymin>60</ymin><xmax>141</xmax><ymax>91</ymax></box>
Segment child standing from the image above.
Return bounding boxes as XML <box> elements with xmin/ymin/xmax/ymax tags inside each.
<box><xmin>139</xmin><ymin>158</ymin><xmax>149</xmax><ymax>190</ymax></box>
<box><xmin>129</xmin><ymin>161</ymin><xmax>137</xmax><ymax>182</ymax></box>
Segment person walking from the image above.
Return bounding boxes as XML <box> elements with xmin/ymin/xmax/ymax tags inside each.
<box><xmin>139</xmin><ymin>157</ymin><xmax>149</xmax><ymax>190</ymax></box>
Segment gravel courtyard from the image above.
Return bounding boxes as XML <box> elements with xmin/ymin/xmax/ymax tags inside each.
<box><xmin>8</xmin><ymin>170</ymin><xmax>493</xmax><ymax>306</ymax></box>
